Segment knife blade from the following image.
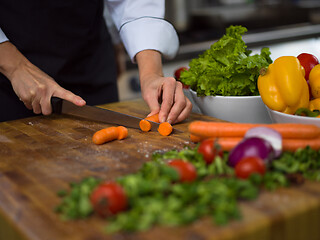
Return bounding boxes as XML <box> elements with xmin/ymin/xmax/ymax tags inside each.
<box><xmin>51</xmin><ymin>97</ymin><xmax>181</xmax><ymax>133</ymax></box>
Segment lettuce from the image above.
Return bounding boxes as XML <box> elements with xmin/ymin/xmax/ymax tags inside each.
<box><xmin>180</xmin><ymin>25</ymin><xmax>273</xmax><ymax>96</ymax></box>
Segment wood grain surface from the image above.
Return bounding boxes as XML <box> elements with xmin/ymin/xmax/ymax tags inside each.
<box><xmin>0</xmin><ymin>99</ymin><xmax>320</xmax><ymax>240</ymax></box>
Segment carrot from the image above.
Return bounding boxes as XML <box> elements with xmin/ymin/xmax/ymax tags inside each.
<box><xmin>158</xmin><ymin>122</ymin><xmax>173</xmax><ymax>136</ymax></box>
<box><xmin>139</xmin><ymin>113</ymin><xmax>160</xmax><ymax>132</ymax></box>
<box><xmin>92</xmin><ymin>126</ymin><xmax>128</xmax><ymax>145</ymax></box>
<box><xmin>189</xmin><ymin>134</ymin><xmax>202</xmax><ymax>143</ymax></box>
<box><xmin>190</xmin><ymin>136</ymin><xmax>320</xmax><ymax>152</ymax></box>
<box><xmin>282</xmin><ymin>137</ymin><xmax>320</xmax><ymax>152</ymax></box>
<box><xmin>189</xmin><ymin>121</ymin><xmax>320</xmax><ymax>139</ymax></box>
<box><xmin>117</xmin><ymin>126</ymin><xmax>128</xmax><ymax>140</ymax></box>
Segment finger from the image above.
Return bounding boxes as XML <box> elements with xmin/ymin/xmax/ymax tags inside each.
<box><xmin>53</xmin><ymin>87</ymin><xmax>86</xmax><ymax>107</ymax></box>
<box><xmin>143</xmin><ymin>92</ymin><xmax>161</xmax><ymax>118</ymax></box>
<box><xmin>170</xmin><ymin>97</ymin><xmax>192</xmax><ymax>124</ymax></box>
<box><xmin>40</xmin><ymin>95</ymin><xmax>53</xmax><ymax>115</ymax></box>
<box><xmin>158</xmin><ymin>78</ymin><xmax>177</xmax><ymax>122</ymax></box>
<box><xmin>31</xmin><ymin>98</ymin><xmax>42</xmax><ymax>114</ymax></box>
<box><xmin>165</xmin><ymin>82</ymin><xmax>187</xmax><ymax>124</ymax></box>
<box><xmin>22</xmin><ymin>100</ymin><xmax>33</xmax><ymax>110</ymax></box>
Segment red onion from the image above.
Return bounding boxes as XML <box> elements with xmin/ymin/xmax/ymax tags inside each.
<box><xmin>228</xmin><ymin>137</ymin><xmax>274</xmax><ymax>167</ymax></box>
<box><xmin>244</xmin><ymin>127</ymin><xmax>282</xmax><ymax>158</ymax></box>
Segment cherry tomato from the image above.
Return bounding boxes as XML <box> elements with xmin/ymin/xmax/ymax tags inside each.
<box><xmin>174</xmin><ymin>67</ymin><xmax>189</xmax><ymax>89</ymax></box>
<box><xmin>197</xmin><ymin>138</ymin><xmax>223</xmax><ymax>164</ymax></box>
<box><xmin>174</xmin><ymin>67</ymin><xmax>188</xmax><ymax>81</ymax></box>
<box><xmin>90</xmin><ymin>182</ymin><xmax>127</xmax><ymax>217</ymax></box>
<box><xmin>167</xmin><ymin>159</ymin><xmax>197</xmax><ymax>183</ymax></box>
<box><xmin>235</xmin><ymin>156</ymin><xmax>266</xmax><ymax>179</ymax></box>
<box><xmin>297</xmin><ymin>53</ymin><xmax>319</xmax><ymax>80</ymax></box>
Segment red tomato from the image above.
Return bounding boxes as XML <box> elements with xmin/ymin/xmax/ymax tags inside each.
<box><xmin>297</xmin><ymin>53</ymin><xmax>319</xmax><ymax>80</ymax></box>
<box><xmin>167</xmin><ymin>159</ymin><xmax>197</xmax><ymax>182</ymax></box>
<box><xmin>235</xmin><ymin>156</ymin><xmax>266</xmax><ymax>179</ymax></box>
<box><xmin>174</xmin><ymin>67</ymin><xmax>189</xmax><ymax>89</ymax></box>
<box><xmin>197</xmin><ymin>139</ymin><xmax>223</xmax><ymax>164</ymax></box>
<box><xmin>174</xmin><ymin>67</ymin><xmax>188</xmax><ymax>81</ymax></box>
<box><xmin>90</xmin><ymin>182</ymin><xmax>127</xmax><ymax>217</ymax></box>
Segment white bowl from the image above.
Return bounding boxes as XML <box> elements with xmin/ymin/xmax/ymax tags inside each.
<box><xmin>266</xmin><ymin>107</ymin><xmax>320</xmax><ymax>127</ymax></box>
<box><xmin>189</xmin><ymin>89</ymin><xmax>272</xmax><ymax>123</ymax></box>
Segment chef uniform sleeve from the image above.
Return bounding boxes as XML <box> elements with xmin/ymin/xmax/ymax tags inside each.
<box><xmin>105</xmin><ymin>0</ymin><xmax>179</xmax><ymax>62</ymax></box>
<box><xmin>0</xmin><ymin>28</ymin><xmax>9</xmax><ymax>43</ymax></box>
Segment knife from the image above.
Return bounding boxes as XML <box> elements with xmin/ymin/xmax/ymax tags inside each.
<box><xmin>51</xmin><ymin>97</ymin><xmax>181</xmax><ymax>132</ymax></box>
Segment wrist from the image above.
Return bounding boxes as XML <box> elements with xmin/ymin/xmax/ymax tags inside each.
<box><xmin>0</xmin><ymin>41</ymin><xmax>25</xmax><ymax>80</ymax></box>
<box><xmin>136</xmin><ymin>50</ymin><xmax>163</xmax><ymax>81</ymax></box>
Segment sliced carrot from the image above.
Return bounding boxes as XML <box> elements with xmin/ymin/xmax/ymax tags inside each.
<box><xmin>139</xmin><ymin>113</ymin><xmax>160</xmax><ymax>132</ymax></box>
<box><xmin>116</xmin><ymin>126</ymin><xmax>128</xmax><ymax>140</ymax></box>
<box><xmin>92</xmin><ymin>126</ymin><xmax>128</xmax><ymax>145</ymax></box>
<box><xmin>189</xmin><ymin>121</ymin><xmax>320</xmax><ymax>139</ymax></box>
<box><xmin>158</xmin><ymin>122</ymin><xmax>173</xmax><ymax>136</ymax></box>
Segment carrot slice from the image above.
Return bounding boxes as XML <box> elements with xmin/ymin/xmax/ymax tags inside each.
<box><xmin>158</xmin><ymin>122</ymin><xmax>173</xmax><ymax>136</ymax></box>
<box><xmin>139</xmin><ymin>113</ymin><xmax>160</xmax><ymax>132</ymax></box>
<box><xmin>189</xmin><ymin>121</ymin><xmax>320</xmax><ymax>139</ymax></box>
<box><xmin>117</xmin><ymin>126</ymin><xmax>128</xmax><ymax>140</ymax></box>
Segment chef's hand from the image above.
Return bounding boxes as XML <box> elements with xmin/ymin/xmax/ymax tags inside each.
<box><xmin>0</xmin><ymin>41</ymin><xmax>86</xmax><ymax>115</ymax></box>
<box><xmin>136</xmin><ymin>50</ymin><xmax>192</xmax><ymax>124</ymax></box>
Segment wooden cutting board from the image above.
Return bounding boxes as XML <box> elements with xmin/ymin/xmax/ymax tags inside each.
<box><xmin>0</xmin><ymin>99</ymin><xmax>320</xmax><ymax>240</ymax></box>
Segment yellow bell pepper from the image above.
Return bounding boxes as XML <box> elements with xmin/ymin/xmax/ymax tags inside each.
<box><xmin>258</xmin><ymin>56</ymin><xmax>309</xmax><ymax>114</ymax></box>
<box><xmin>309</xmin><ymin>98</ymin><xmax>320</xmax><ymax>111</ymax></box>
<box><xmin>309</xmin><ymin>64</ymin><xmax>320</xmax><ymax>98</ymax></box>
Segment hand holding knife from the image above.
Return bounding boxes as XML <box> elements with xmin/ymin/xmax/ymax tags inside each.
<box><xmin>51</xmin><ymin>97</ymin><xmax>181</xmax><ymax>132</ymax></box>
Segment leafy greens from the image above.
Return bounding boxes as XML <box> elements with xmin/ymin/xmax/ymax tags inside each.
<box><xmin>180</xmin><ymin>25</ymin><xmax>273</xmax><ymax>96</ymax></box>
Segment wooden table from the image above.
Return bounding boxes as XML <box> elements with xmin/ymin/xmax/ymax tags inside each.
<box><xmin>1</xmin><ymin>99</ymin><xmax>320</xmax><ymax>240</ymax></box>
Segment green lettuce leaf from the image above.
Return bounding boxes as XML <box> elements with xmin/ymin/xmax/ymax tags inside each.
<box><xmin>180</xmin><ymin>25</ymin><xmax>272</xmax><ymax>96</ymax></box>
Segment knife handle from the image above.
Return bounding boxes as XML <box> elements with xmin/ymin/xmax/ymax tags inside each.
<box><xmin>51</xmin><ymin>97</ymin><xmax>63</xmax><ymax>114</ymax></box>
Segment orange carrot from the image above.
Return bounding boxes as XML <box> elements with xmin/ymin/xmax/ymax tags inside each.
<box><xmin>92</xmin><ymin>126</ymin><xmax>128</xmax><ymax>145</ymax></box>
<box><xmin>158</xmin><ymin>122</ymin><xmax>173</xmax><ymax>136</ymax></box>
<box><xmin>117</xmin><ymin>126</ymin><xmax>128</xmax><ymax>140</ymax></box>
<box><xmin>189</xmin><ymin>121</ymin><xmax>320</xmax><ymax>139</ymax></box>
<box><xmin>282</xmin><ymin>137</ymin><xmax>320</xmax><ymax>152</ymax></box>
<box><xmin>190</xmin><ymin>136</ymin><xmax>320</xmax><ymax>152</ymax></box>
<box><xmin>189</xmin><ymin>134</ymin><xmax>202</xmax><ymax>143</ymax></box>
<box><xmin>139</xmin><ymin>113</ymin><xmax>160</xmax><ymax>132</ymax></box>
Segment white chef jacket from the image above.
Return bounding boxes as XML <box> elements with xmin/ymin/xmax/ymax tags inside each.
<box><xmin>0</xmin><ymin>0</ymin><xmax>179</xmax><ymax>62</ymax></box>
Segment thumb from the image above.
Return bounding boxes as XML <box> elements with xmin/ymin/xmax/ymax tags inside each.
<box><xmin>145</xmin><ymin>96</ymin><xmax>161</xmax><ymax>118</ymax></box>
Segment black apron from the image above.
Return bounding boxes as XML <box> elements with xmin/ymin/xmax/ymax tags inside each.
<box><xmin>0</xmin><ymin>0</ymin><xmax>118</xmax><ymax>122</ymax></box>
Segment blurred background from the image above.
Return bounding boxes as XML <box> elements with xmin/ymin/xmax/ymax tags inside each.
<box><xmin>111</xmin><ymin>0</ymin><xmax>320</xmax><ymax>101</ymax></box>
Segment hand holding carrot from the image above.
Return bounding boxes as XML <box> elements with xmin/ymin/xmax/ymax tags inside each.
<box><xmin>136</xmin><ymin>50</ymin><xmax>192</xmax><ymax>124</ymax></box>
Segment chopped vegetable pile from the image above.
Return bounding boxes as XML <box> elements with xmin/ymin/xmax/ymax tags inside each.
<box><xmin>55</xmin><ymin>144</ymin><xmax>320</xmax><ymax>233</ymax></box>
<box><xmin>180</xmin><ymin>25</ymin><xmax>272</xmax><ymax>96</ymax></box>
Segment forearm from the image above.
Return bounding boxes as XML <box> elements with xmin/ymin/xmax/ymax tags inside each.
<box><xmin>0</xmin><ymin>41</ymin><xmax>26</xmax><ymax>81</ymax></box>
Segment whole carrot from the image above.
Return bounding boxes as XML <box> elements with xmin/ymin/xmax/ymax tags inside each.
<box><xmin>189</xmin><ymin>121</ymin><xmax>320</xmax><ymax>139</ymax></box>
<box><xmin>139</xmin><ymin>113</ymin><xmax>160</xmax><ymax>132</ymax></box>
<box><xmin>191</xmin><ymin>136</ymin><xmax>320</xmax><ymax>152</ymax></box>
<box><xmin>92</xmin><ymin>126</ymin><xmax>128</xmax><ymax>145</ymax></box>
<box><xmin>282</xmin><ymin>137</ymin><xmax>320</xmax><ymax>152</ymax></box>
